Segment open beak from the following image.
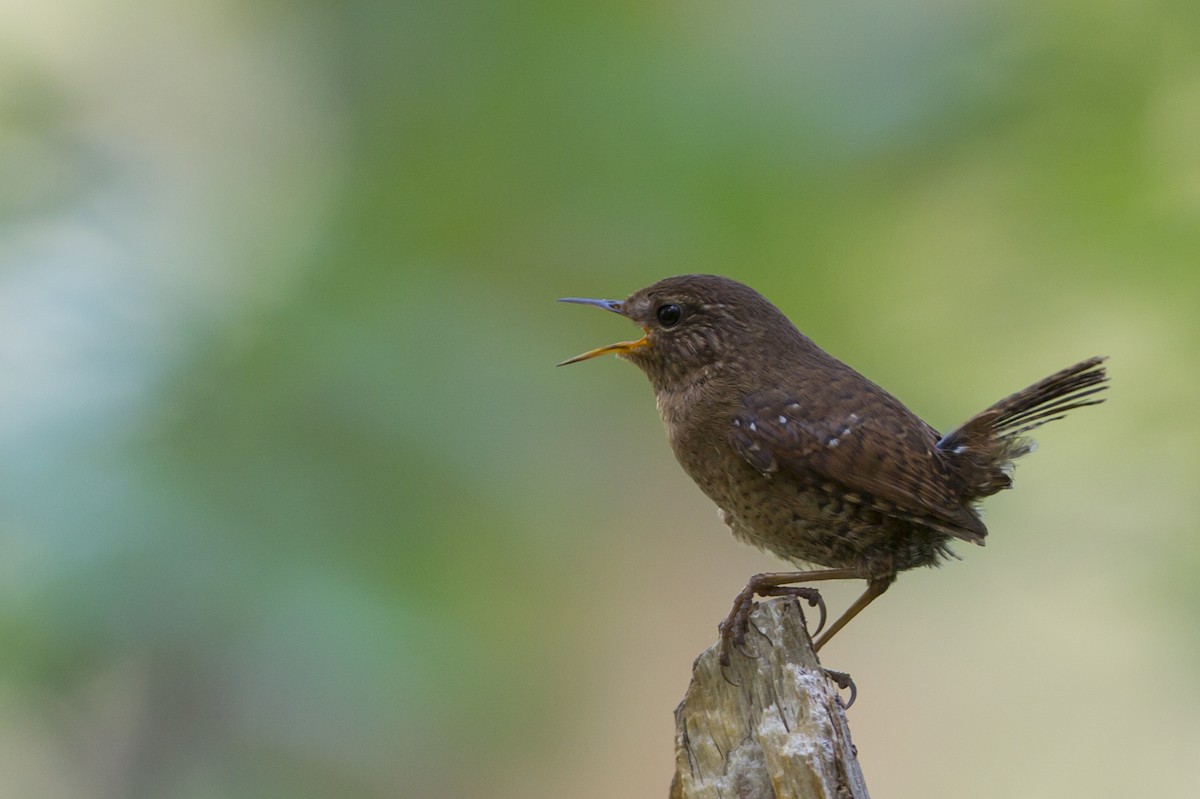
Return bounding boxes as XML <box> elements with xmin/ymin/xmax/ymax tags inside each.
<box><xmin>556</xmin><ymin>297</ymin><xmax>651</xmax><ymax>366</ymax></box>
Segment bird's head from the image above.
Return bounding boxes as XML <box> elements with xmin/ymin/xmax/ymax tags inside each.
<box><xmin>558</xmin><ymin>274</ymin><xmax>793</xmax><ymax>393</ymax></box>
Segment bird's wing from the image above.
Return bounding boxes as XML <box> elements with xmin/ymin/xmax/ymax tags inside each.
<box><xmin>731</xmin><ymin>388</ymin><xmax>987</xmax><ymax>542</ymax></box>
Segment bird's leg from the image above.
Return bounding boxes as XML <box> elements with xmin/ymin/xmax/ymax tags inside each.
<box><xmin>719</xmin><ymin>568</ymin><xmax>860</xmax><ymax>667</ymax></box>
<box><xmin>812</xmin><ymin>577</ymin><xmax>892</xmax><ymax>652</ymax></box>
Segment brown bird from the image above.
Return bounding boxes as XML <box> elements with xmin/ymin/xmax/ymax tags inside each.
<box><xmin>558</xmin><ymin>274</ymin><xmax>1107</xmax><ymax>663</ymax></box>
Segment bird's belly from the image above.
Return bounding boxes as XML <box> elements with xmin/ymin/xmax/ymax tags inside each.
<box><xmin>668</xmin><ymin>418</ymin><xmax>950</xmax><ymax>575</ymax></box>
<box><xmin>711</xmin><ymin>471</ymin><xmax>949</xmax><ymax>576</ymax></box>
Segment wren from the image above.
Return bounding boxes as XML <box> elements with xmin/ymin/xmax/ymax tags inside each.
<box><xmin>558</xmin><ymin>274</ymin><xmax>1107</xmax><ymax>662</ymax></box>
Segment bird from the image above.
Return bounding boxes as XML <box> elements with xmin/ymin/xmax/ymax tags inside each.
<box><xmin>557</xmin><ymin>274</ymin><xmax>1107</xmax><ymax>664</ymax></box>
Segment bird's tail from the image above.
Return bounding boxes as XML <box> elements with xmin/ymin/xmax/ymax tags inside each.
<box><xmin>937</xmin><ymin>356</ymin><xmax>1109</xmax><ymax>499</ymax></box>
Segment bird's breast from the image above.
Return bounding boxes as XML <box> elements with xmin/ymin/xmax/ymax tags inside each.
<box><xmin>656</xmin><ymin>391</ymin><xmax>744</xmax><ymax>507</ymax></box>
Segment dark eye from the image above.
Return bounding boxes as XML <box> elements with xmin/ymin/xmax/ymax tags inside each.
<box><xmin>656</xmin><ymin>303</ymin><xmax>682</xmax><ymax>327</ymax></box>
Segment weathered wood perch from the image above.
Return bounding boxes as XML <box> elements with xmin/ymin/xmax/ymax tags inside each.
<box><xmin>670</xmin><ymin>598</ymin><xmax>870</xmax><ymax>799</ymax></box>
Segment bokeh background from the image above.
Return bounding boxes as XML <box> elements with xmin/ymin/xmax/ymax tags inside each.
<box><xmin>2</xmin><ymin>1</ymin><xmax>1198</xmax><ymax>797</ymax></box>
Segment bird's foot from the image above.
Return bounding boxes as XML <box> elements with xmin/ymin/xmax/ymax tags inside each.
<box><xmin>823</xmin><ymin>668</ymin><xmax>857</xmax><ymax>709</ymax></box>
<box><xmin>717</xmin><ymin>580</ymin><xmax>827</xmax><ymax>671</ymax></box>
<box><xmin>758</xmin><ymin>585</ymin><xmax>827</xmax><ymax>637</ymax></box>
<box><xmin>718</xmin><ymin>583</ymin><xmax>758</xmax><ymax>672</ymax></box>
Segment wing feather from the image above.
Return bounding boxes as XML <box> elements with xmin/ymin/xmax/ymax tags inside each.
<box><xmin>731</xmin><ymin>387</ymin><xmax>987</xmax><ymax>542</ymax></box>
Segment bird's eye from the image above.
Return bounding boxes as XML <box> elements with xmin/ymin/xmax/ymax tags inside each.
<box><xmin>656</xmin><ymin>303</ymin><xmax>682</xmax><ymax>327</ymax></box>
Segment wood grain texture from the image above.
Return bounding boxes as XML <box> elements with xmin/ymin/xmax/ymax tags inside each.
<box><xmin>671</xmin><ymin>599</ymin><xmax>869</xmax><ymax>799</ymax></box>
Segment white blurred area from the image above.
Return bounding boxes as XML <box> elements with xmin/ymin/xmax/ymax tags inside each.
<box><xmin>0</xmin><ymin>1</ymin><xmax>343</xmax><ymax>444</ymax></box>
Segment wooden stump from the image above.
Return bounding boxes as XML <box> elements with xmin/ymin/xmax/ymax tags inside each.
<box><xmin>670</xmin><ymin>598</ymin><xmax>870</xmax><ymax>799</ymax></box>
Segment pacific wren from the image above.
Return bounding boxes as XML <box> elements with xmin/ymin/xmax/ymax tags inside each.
<box><xmin>558</xmin><ymin>275</ymin><xmax>1107</xmax><ymax>660</ymax></box>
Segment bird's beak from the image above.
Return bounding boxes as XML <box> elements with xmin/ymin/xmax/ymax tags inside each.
<box><xmin>556</xmin><ymin>297</ymin><xmax>651</xmax><ymax>366</ymax></box>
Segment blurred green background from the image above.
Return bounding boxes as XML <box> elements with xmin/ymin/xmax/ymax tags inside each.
<box><xmin>1</xmin><ymin>1</ymin><xmax>1198</xmax><ymax>797</ymax></box>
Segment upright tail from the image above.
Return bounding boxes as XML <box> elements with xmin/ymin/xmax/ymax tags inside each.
<box><xmin>937</xmin><ymin>356</ymin><xmax>1109</xmax><ymax>500</ymax></box>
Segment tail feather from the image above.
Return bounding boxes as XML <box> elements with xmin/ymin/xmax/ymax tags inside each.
<box><xmin>987</xmin><ymin>363</ymin><xmax>1108</xmax><ymax>434</ymax></box>
<box><xmin>938</xmin><ymin>356</ymin><xmax>1108</xmax><ymax>499</ymax></box>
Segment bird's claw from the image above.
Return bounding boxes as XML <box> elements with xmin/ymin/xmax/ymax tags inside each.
<box><xmin>823</xmin><ymin>668</ymin><xmax>857</xmax><ymax>708</ymax></box>
<box><xmin>718</xmin><ymin>585</ymin><xmax>758</xmax><ymax>671</ymax></box>
<box><xmin>762</xmin><ymin>586</ymin><xmax>827</xmax><ymax>638</ymax></box>
<box><xmin>719</xmin><ymin>581</ymin><xmax>829</xmax><ymax>671</ymax></box>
